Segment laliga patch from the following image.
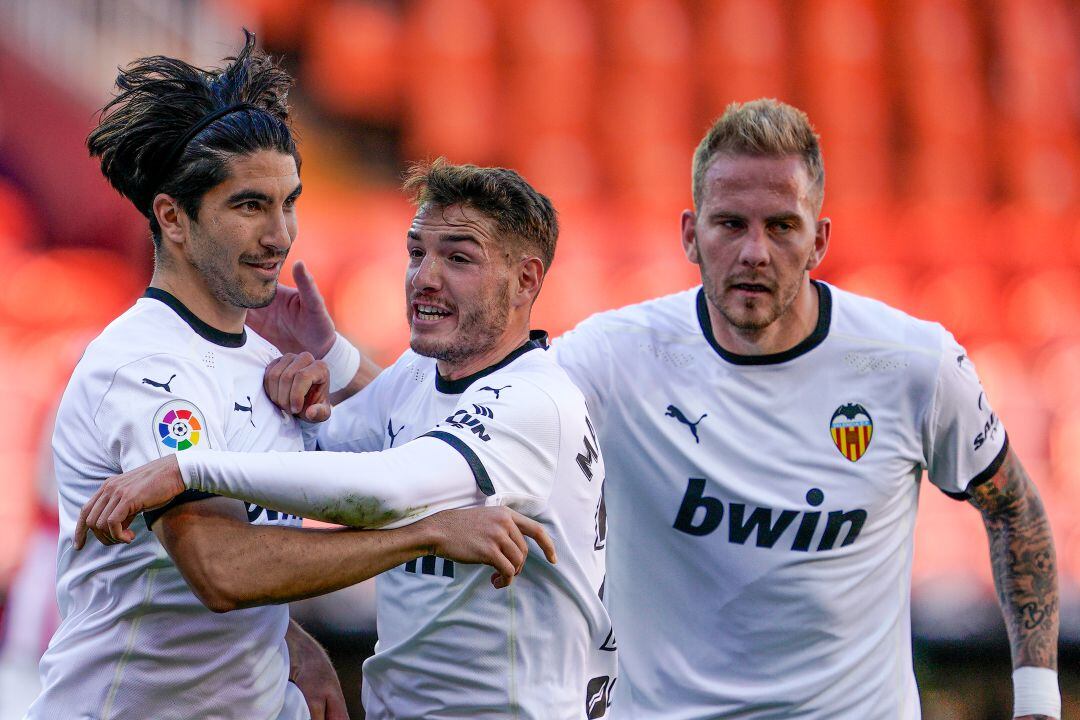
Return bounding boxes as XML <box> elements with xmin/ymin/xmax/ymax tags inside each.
<box><xmin>830</xmin><ymin>403</ymin><xmax>873</xmax><ymax>462</ymax></box>
<box><xmin>153</xmin><ymin>400</ymin><xmax>209</xmax><ymax>454</ymax></box>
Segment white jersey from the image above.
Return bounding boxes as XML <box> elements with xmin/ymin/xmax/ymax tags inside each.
<box><xmin>314</xmin><ymin>335</ymin><xmax>617</xmax><ymax>720</ymax></box>
<box><xmin>29</xmin><ymin>289</ymin><xmax>308</xmax><ymax>720</ymax></box>
<box><xmin>552</xmin><ymin>282</ymin><xmax>1008</xmax><ymax>720</ymax></box>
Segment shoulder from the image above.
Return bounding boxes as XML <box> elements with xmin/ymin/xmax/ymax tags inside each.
<box><xmin>464</xmin><ymin>349</ymin><xmax>580</xmax><ymax>419</ymax></box>
<box><xmin>825</xmin><ymin>282</ymin><xmax>954</xmax><ymax>359</ymax></box>
<box><xmin>559</xmin><ymin>287</ymin><xmax>701</xmax><ymax>347</ymax></box>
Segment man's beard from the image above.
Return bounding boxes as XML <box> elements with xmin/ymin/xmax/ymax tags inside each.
<box><xmin>189</xmin><ymin>226</ymin><xmax>281</xmax><ymax>309</ymax></box>
<box><xmin>701</xmin><ymin>258</ymin><xmax>802</xmax><ymax>333</ymax></box>
<box><xmin>409</xmin><ymin>283</ymin><xmax>512</xmax><ymax>366</ymax></box>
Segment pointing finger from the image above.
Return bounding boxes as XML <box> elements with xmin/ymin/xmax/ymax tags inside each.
<box><xmin>512</xmin><ymin>512</ymin><xmax>557</xmax><ymax>564</ymax></box>
<box><xmin>293</xmin><ymin>261</ymin><xmax>328</xmax><ymax>312</ymax></box>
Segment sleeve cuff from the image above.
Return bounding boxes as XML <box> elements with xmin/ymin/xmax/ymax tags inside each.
<box><xmin>143</xmin><ymin>489</ymin><xmax>219</xmax><ymax>528</ymax></box>
<box><xmin>942</xmin><ymin>433</ymin><xmax>1010</xmax><ymax>501</ymax></box>
<box><xmin>422</xmin><ymin>430</ymin><xmax>495</xmax><ymax>496</ymax></box>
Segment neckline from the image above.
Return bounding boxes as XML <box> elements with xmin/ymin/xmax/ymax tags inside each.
<box><xmin>434</xmin><ymin>330</ymin><xmax>549</xmax><ymax>394</ymax></box>
<box><xmin>696</xmin><ymin>280</ymin><xmax>831</xmax><ymax>366</ymax></box>
<box><xmin>143</xmin><ymin>287</ymin><xmax>247</xmax><ymax>348</ymax></box>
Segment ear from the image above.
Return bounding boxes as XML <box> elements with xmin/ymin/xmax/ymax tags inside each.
<box><xmin>514</xmin><ymin>257</ymin><xmax>545</xmax><ymax>309</ymax></box>
<box><xmin>680</xmin><ymin>209</ymin><xmax>700</xmax><ymax>265</ymax></box>
<box><xmin>806</xmin><ymin>216</ymin><xmax>831</xmax><ymax>271</ymax></box>
<box><xmin>152</xmin><ymin>192</ymin><xmax>189</xmax><ymax>248</ymax></box>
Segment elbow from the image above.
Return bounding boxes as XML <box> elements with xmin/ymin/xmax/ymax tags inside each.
<box><xmin>181</xmin><ymin>565</ymin><xmax>245</xmax><ymax>613</ymax></box>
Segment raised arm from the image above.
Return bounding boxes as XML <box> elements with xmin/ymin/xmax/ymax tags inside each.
<box><xmin>967</xmin><ymin>448</ymin><xmax>1059</xmax><ymax>720</ymax></box>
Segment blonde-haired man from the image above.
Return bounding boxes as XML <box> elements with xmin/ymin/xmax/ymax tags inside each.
<box><xmin>553</xmin><ymin>99</ymin><xmax>1060</xmax><ymax>719</ymax></box>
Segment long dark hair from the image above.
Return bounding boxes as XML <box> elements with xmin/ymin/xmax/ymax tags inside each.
<box><xmin>87</xmin><ymin>30</ymin><xmax>299</xmax><ymax>243</ymax></box>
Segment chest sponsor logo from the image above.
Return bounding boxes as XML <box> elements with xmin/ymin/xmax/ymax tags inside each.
<box><xmin>665</xmin><ymin>404</ymin><xmax>707</xmax><ymax>443</ymax></box>
<box><xmin>674</xmin><ymin>480</ymin><xmax>867</xmax><ymax>552</ymax></box>
<box><xmin>233</xmin><ymin>395</ymin><xmax>255</xmax><ymax>427</ymax></box>
<box><xmin>403</xmin><ymin>555</ymin><xmax>455</xmax><ymax>578</ymax></box>
<box><xmin>830</xmin><ymin>403</ymin><xmax>873</xmax><ymax>462</ymax></box>
<box><xmin>153</xmin><ymin>400</ymin><xmax>206</xmax><ymax>452</ymax></box>
<box><xmin>142</xmin><ymin>373</ymin><xmax>176</xmax><ymax>393</ymax></box>
<box><xmin>586</xmin><ymin>675</ymin><xmax>615</xmax><ymax>718</ymax></box>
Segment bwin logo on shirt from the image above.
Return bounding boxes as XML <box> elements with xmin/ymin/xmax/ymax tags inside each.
<box><xmin>673</xmin><ymin>480</ymin><xmax>868</xmax><ymax>552</ymax></box>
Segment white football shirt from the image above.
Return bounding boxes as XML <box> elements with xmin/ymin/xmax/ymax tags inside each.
<box><xmin>316</xmin><ymin>335</ymin><xmax>617</xmax><ymax>720</ymax></box>
<box><xmin>553</xmin><ymin>282</ymin><xmax>1008</xmax><ymax>719</ymax></box>
<box><xmin>29</xmin><ymin>289</ymin><xmax>308</xmax><ymax>720</ymax></box>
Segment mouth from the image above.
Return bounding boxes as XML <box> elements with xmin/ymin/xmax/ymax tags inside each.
<box><xmin>242</xmin><ymin>258</ymin><xmax>283</xmax><ymax>281</ymax></box>
<box><xmin>411</xmin><ymin>300</ymin><xmax>455</xmax><ymax>326</ymax></box>
<box><xmin>729</xmin><ymin>282</ymin><xmax>773</xmax><ymax>295</ymax></box>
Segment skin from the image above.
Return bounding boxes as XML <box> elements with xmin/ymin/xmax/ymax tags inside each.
<box><xmin>680</xmin><ymin>154</ymin><xmax>829</xmax><ymax>356</ymax></box>
<box><xmin>967</xmin><ymin>450</ymin><xmax>1059</xmax><ymax>720</ymax></box>
<box><xmin>285</xmin><ymin>620</ymin><xmax>348</xmax><ymax>720</ymax></box>
<box><xmin>405</xmin><ymin>203</ymin><xmax>544</xmax><ymax>379</ymax></box>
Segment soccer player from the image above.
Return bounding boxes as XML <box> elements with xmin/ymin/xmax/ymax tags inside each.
<box><xmin>77</xmin><ymin>160</ymin><xmax>617</xmax><ymax>720</ymax></box>
<box><xmin>551</xmin><ymin>100</ymin><xmax>1060</xmax><ymax>718</ymax></box>
<box><xmin>32</xmin><ymin>36</ymin><xmax>550</xmax><ymax>720</ymax></box>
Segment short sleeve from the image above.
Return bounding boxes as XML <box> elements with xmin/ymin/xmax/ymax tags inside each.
<box><xmin>92</xmin><ymin>355</ymin><xmax>225</xmax><ymax>525</ymax></box>
<box><xmin>423</xmin><ymin>378</ymin><xmax>560</xmax><ymax>516</ymax></box>
<box><xmin>923</xmin><ymin>332</ymin><xmax>1009</xmax><ymax>499</ymax></box>
<box><xmin>551</xmin><ymin>318</ymin><xmax>613</xmax><ymax>428</ymax></box>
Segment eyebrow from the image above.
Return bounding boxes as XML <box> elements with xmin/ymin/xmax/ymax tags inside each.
<box><xmin>406</xmin><ymin>230</ymin><xmax>484</xmax><ymax>247</ymax></box>
<box><xmin>225</xmin><ymin>182</ymin><xmax>303</xmax><ymax>205</ymax></box>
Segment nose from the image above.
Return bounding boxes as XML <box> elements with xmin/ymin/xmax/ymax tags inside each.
<box><xmin>409</xmin><ymin>254</ymin><xmax>442</xmax><ymax>292</ymax></box>
<box><xmin>261</xmin><ymin>208</ymin><xmax>293</xmax><ymax>254</ymax></box>
<box><xmin>738</xmin><ymin>224</ymin><xmax>770</xmax><ymax>268</ymax></box>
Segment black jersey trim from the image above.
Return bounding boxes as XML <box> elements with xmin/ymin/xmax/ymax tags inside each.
<box><xmin>943</xmin><ymin>433</ymin><xmax>1011</xmax><ymax>501</ymax></box>
<box><xmin>143</xmin><ymin>489</ymin><xmax>219</xmax><ymax>528</ymax></box>
<box><xmin>143</xmin><ymin>287</ymin><xmax>247</xmax><ymax>348</ymax></box>
<box><xmin>423</xmin><ymin>430</ymin><xmax>496</xmax><ymax>496</ymax></box>
<box><xmin>434</xmin><ymin>330</ymin><xmax>549</xmax><ymax>394</ymax></box>
<box><xmin>696</xmin><ymin>281</ymin><xmax>832</xmax><ymax>365</ymax></box>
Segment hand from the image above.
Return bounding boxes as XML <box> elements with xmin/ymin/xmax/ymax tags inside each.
<box><xmin>264</xmin><ymin>353</ymin><xmax>331</xmax><ymax>422</ymax></box>
<box><xmin>422</xmin><ymin>507</ymin><xmax>558</xmax><ymax>589</ymax></box>
<box><xmin>74</xmin><ymin>455</ymin><xmax>185</xmax><ymax>548</ymax></box>
<box><xmin>286</xmin><ymin>621</ymin><xmax>348</xmax><ymax>720</ymax></box>
<box><xmin>247</xmin><ymin>261</ymin><xmax>336</xmax><ymax>358</ymax></box>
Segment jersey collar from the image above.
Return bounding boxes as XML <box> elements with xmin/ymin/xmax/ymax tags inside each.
<box><xmin>696</xmin><ymin>280</ymin><xmax>831</xmax><ymax>366</ymax></box>
<box><xmin>435</xmin><ymin>330</ymin><xmax>549</xmax><ymax>394</ymax></box>
<box><xmin>143</xmin><ymin>287</ymin><xmax>247</xmax><ymax>348</ymax></box>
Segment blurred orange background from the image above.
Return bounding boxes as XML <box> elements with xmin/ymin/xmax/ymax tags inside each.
<box><xmin>0</xmin><ymin>1</ymin><xmax>1078</xmax><ymax>715</ymax></box>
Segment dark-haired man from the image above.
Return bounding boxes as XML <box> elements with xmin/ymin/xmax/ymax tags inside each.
<box><xmin>553</xmin><ymin>99</ymin><xmax>1059</xmax><ymax>718</ymax></box>
<box><xmin>31</xmin><ymin>38</ymin><xmax>550</xmax><ymax>720</ymax></box>
<box><xmin>78</xmin><ymin>159</ymin><xmax>617</xmax><ymax>720</ymax></box>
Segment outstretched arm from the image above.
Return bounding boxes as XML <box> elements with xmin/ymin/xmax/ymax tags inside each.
<box><xmin>967</xmin><ymin>448</ymin><xmax>1059</xmax><ymax>719</ymax></box>
<box><xmin>152</xmin><ymin>497</ymin><xmax>554</xmax><ymax>612</ymax></box>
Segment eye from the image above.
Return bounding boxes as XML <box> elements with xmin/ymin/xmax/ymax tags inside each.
<box><xmin>720</xmin><ymin>218</ymin><xmax>745</xmax><ymax>231</ymax></box>
<box><xmin>408</xmin><ymin>247</ymin><xmax>424</xmax><ymax>260</ymax></box>
<box><xmin>239</xmin><ymin>200</ymin><xmax>261</xmax><ymax>213</ymax></box>
<box><xmin>771</xmin><ymin>221</ymin><xmax>795</xmax><ymax>233</ymax></box>
<box><xmin>449</xmin><ymin>253</ymin><xmax>471</xmax><ymax>264</ymax></box>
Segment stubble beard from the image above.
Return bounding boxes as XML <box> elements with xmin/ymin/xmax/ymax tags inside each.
<box><xmin>701</xmin><ymin>258</ymin><xmax>803</xmax><ymax>333</ymax></box>
<box><xmin>409</xmin><ymin>282</ymin><xmax>512</xmax><ymax>367</ymax></box>
<box><xmin>188</xmin><ymin>224</ymin><xmax>279</xmax><ymax>309</ymax></box>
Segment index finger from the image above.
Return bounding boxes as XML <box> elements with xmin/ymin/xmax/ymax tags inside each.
<box><xmin>293</xmin><ymin>261</ymin><xmax>328</xmax><ymax>312</ymax></box>
<box><xmin>511</xmin><ymin>512</ymin><xmax>556</xmax><ymax>564</ymax></box>
<box><xmin>74</xmin><ymin>485</ymin><xmax>107</xmax><ymax>550</ymax></box>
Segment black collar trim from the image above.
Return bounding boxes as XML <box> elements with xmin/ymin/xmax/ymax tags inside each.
<box><xmin>143</xmin><ymin>287</ymin><xmax>247</xmax><ymax>348</ymax></box>
<box><xmin>435</xmin><ymin>330</ymin><xmax>549</xmax><ymax>394</ymax></box>
<box><xmin>696</xmin><ymin>281</ymin><xmax>831</xmax><ymax>366</ymax></box>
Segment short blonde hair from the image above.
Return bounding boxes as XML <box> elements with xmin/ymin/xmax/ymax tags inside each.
<box><xmin>691</xmin><ymin>99</ymin><xmax>824</xmax><ymax>211</ymax></box>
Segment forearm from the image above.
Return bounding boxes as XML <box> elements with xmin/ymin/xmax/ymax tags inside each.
<box><xmin>973</xmin><ymin>454</ymin><xmax>1059</xmax><ymax>670</ymax></box>
<box><xmin>177</xmin><ymin>438</ymin><xmax>478</xmax><ymax>527</ymax></box>
<box><xmin>157</xmin><ymin>500</ymin><xmax>438</xmax><ymax>611</ymax></box>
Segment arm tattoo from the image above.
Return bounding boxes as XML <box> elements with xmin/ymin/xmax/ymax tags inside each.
<box><xmin>967</xmin><ymin>449</ymin><xmax>1059</xmax><ymax>671</ymax></box>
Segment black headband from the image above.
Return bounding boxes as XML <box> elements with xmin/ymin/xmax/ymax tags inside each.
<box><xmin>147</xmin><ymin>102</ymin><xmax>258</xmax><ymax>209</ymax></box>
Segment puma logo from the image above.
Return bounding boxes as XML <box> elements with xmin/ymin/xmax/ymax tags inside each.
<box><xmin>665</xmin><ymin>404</ymin><xmax>707</xmax><ymax>444</ymax></box>
<box><xmin>387</xmin><ymin>418</ymin><xmax>404</xmax><ymax>447</ymax></box>
<box><xmin>480</xmin><ymin>385</ymin><xmax>511</xmax><ymax>399</ymax></box>
<box><xmin>142</xmin><ymin>374</ymin><xmax>176</xmax><ymax>393</ymax></box>
<box><xmin>234</xmin><ymin>396</ymin><xmax>255</xmax><ymax>427</ymax></box>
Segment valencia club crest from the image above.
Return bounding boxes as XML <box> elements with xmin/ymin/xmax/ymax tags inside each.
<box><xmin>830</xmin><ymin>403</ymin><xmax>873</xmax><ymax>462</ymax></box>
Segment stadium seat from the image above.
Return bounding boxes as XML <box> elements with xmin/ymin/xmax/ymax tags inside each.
<box><xmin>303</xmin><ymin>2</ymin><xmax>402</xmax><ymax>121</ymax></box>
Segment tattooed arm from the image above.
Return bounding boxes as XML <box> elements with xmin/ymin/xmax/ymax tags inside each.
<box><xmin>967</xmin><ymin>447</ymin><xmax>1059</xmax><ymax>719</ymax></box>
